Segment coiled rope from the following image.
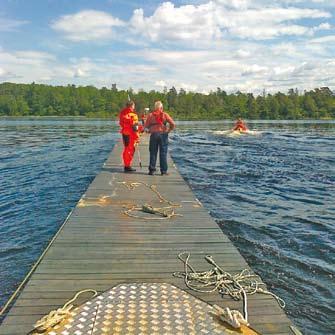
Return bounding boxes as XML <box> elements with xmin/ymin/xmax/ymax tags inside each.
<box><xmin>174</xmin><ymin>252</ymin><xmax>285</xmax><ymax>328</ymax></box>
<box><xmin>118</xmin><ymin>181</ymin><xmax>182</xmax><ymax>220</ymax></box>
<box><xmin>29</xmin><ymin>289</ymin><xmax>97</xmax><ymax>334</ymax></box>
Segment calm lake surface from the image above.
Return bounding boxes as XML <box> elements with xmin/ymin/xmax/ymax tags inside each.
<box><xmin>0</xmin><ymin>119</ymin><xmax>334</xmax><ymax>334</ymax></box>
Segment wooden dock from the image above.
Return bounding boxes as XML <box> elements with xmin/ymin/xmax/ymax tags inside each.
<box><xmin>0</xmin><ymin>137</ymin><xmax>295</xmax><ymax>334</ymax></box>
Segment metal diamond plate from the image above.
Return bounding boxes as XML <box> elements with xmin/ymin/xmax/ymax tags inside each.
<box><xmin>42</xmin><ymin>283</ymin><xmax>242</xmax><ymax>334</ymax></box>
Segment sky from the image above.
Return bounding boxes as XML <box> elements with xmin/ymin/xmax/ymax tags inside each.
<box><xmin>0</xmin><ymin>0</ymin><xmax>334</xmax><ymax>93</ymax></box>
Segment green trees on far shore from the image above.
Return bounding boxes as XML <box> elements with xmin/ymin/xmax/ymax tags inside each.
<box><xmin>0</xmin><ymin>82</ymin><xmax>334</xmax><ymax>119</ymax></box>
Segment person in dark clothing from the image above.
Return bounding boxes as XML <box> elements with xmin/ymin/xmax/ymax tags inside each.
<box><xmin>144</xmin><ymin>101</ymin><xmax>175</xmax><ymax>175</ymax></box>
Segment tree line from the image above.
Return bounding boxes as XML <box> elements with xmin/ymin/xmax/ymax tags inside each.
<box><xmin>0</xmin><ymin>82</ymin><xmax>334</xmax><ymax>119</ymax></box>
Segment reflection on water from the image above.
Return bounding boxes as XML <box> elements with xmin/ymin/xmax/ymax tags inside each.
<box><xmin>0</xmin><ymin>119</ymin><xmax>334</xmax><ymax>335</ymax></box>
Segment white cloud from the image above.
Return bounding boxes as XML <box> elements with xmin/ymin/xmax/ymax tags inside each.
<box><xmin>155</xmin><ymin>80</ymin><xmax>167</xmax><ymax>87</ymax></box>
<box><xmin>0</xmin><ymin>49</ymin><xmax>56</xmax><ymax>82</ymax></box>
<box><xmin>134</xmin><ymin>49</ymin><xmax>216</xmax><ymax>64</ymax></box>
<box><xmin>73</xmin><ymin>68</ymin><xmax>86</xmax><ymax>78</ymax></box>
<box><xmin>129</xmin><ymin>1</ymin><xmax>331</xmax><ymax>42</ymax></box>
<box><xmin>2</xmin><ymin>0</ymin><xmax>335</xmax><ymax>93</ymax></box>
<box><xmin>50</xmin><ymin>2</ymin><xmax>332</xmax><ymax>45</ymax></box>
<box><xmin>214</xmin><ymin>0</ymin><xmax>250</xmax><ymax>9</ymax></box>
<box><xmin>314</xmin><ymin>22</ymin><xmax>332</xmax><ymax>30</ymax></box>
<box><xmin>310</xmin><ymin>34</ymin><xmax>335</xmax><ymax>43</ymax></box>
<box><xmin>118</xmin><ymin>37</ymin><xmax>335</xmax><ymax>93</ymax></box>
<box><xmin>214</xmin><ymin>5</ymin><xmax>331</xmax><ymax>40</ymax></box>
<box><xmin>0</xmin><ymin>50</ymin><xmax>55</xmax><ymax>66</ymax></box>
<box><xmin>2</xmin><ymin>43</ymin><xmax>335</xmax><ymax>93</ymax></box>
<box><xmin>272</xmin><ymin>42</ymin><xmax>302</xmax><ymax>57</ymax></box>
<box><xmin>179</xmin><ymin>82</ymin><xmax>198</xmax><ymax>91</ymax></box>
<box><xmin>130</xmin><ymin>2</ymin><xmax>221</xmax><ymax>43</ymax></box>
<box><xmin>0</xmin><ymin>46</ymin><xmax>162</xmax><ymax>88</ymax></box>
<box><xmin>236</xmin><ymin>49</ymin><xmax>251</xmax><ymax>58</ymax></box>
<box><xmin>311</xmin><ymin>0</ymin><xmax>335</xmax><ymax>6</ymax></box>
<box><xmin>0</xmin><ymin>17</ymin><xmax>28</xmax><ymax>32</ymax></box>
<box><xmin>242</xmin><ymin>64</ymin><xmax>269</xmax><ymax>76</ymax></box>
<box><xmin>0</xmin><ymin>67</ymin><xmax>9</xmax><ymax>77</ymax></box>
<box><xmin>0</xmin><ymin>49</ymin><xmax>97</xmax><ymax>82</ymax></box>
<box><xmin>51</xmin><ymin>10</ymin><xmax>124</xmax><ymax>41</ymax></box>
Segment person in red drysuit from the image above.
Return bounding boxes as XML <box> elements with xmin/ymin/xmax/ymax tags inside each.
<box><xmin>119</xmin><ymin>101</ymin><xmax>139</xmax><ymax>172</ymax></box>
<box><xmin>233</xmin><ymin>118</ymin><xmax>248</xmax><ymax>132</ymax></box>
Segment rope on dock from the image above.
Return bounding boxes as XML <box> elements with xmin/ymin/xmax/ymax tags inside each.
<box><xmin>213</xmin><ymin>304</ymin><xmax>250</xmax><ymax>329</ymax></box>
<box><xmin>118</xmin><ymin>181</ymin><xmax>182</xmax><ymax>220</ymax></box>
<box><xmin>290</xmin><ymin>325</ymin><xmax>304</xmax><ymax>335</ymax></box>
<box><xmin>28</xmin><ymin>289</ymin><xmax>97</xmax><ymax>334</ymax></box>
<box><xmin>173</xmin><ymin>252</ymin><xmax>286</xmax><ymax>328</ymax></box>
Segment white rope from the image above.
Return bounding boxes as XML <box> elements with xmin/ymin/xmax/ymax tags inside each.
<box><xmin>29</xmin><ymin>289</ymin><xmax>97</xmax><ymax>334</ymax></box>
<box><xmin>174</xmin><ymin>252</ymin><xmax>286</xmax><ymax>328</ymax></box>
<box><xmin>290</xmin><ymin>325</ymin><xmax>304</xmax><ymax>335</ymax></box>
<box><xmin>213</xmin><ymin>304</ymin><xmax>249</xmax><ymax>328</ymax></box>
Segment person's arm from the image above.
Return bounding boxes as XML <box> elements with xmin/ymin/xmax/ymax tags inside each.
<box><xmin>119</xmin><ymin>112</ymin><xmax>124</xmax><ymax>130</ymax></box>
<box><xmin>165</xmin><ymin>113</ymin><xmax>175</xmax><ymax>132</ymax></box>
<box><xmin>143</xmin><ymin>114</ymin><xmax>152</xmax><ymax>132</ymax></box>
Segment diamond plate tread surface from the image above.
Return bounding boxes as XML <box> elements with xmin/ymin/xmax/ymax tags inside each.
<box><xmin>42</xmin><ymin>283</ymin><xmax>243</xmax><ymax>335</ymax></box>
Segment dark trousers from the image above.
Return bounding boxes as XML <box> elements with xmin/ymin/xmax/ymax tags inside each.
<box><xmin>149</xmin><ymin>132</ymin><xmax>168</xmax><ymax>173</ymax></box>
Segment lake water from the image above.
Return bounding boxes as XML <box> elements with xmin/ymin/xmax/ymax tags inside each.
<box><xmin>0</xmin><ymin>119</ymin><xmax>334</xmax><ymax>334</ymax></box>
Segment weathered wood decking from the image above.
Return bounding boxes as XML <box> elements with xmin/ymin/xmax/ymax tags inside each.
<box><xmin>0</xmin><ymin>137</ymin><xmax>294</xmax><ymax>334</ymax></box>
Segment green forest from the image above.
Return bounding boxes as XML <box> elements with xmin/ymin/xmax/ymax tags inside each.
<box><xmin>0</xmin><ymin>82</ymin><xmax>334</xmax><ymax>120</ymax></box>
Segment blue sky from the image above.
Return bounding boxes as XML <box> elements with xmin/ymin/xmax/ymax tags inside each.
<box><xmin>0</xmin><ymin>0</ymin><xmax>334</xmax><ymax>93</ymax></box>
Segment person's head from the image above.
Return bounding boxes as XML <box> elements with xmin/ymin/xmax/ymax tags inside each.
<box><xmin>154</xmin><ymin>101</ymin><xmax>163</xmax><ymax>111</ymax></box>
<box><xmin>126</xmin><ymin>101</ymin><xmax>135</xmax><ymax>110</ymax></box>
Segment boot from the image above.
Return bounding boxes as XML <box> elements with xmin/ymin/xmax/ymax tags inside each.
<box><xmin>124</xmin><ymin>166</ymin><xmax>136</xmax><ymax>173</ymax></box>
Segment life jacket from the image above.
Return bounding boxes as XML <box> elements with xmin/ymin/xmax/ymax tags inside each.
<box><xmin>152</xmin><ymin>110</ymin><xmax>166</xmax><ymax>126</ymax></box>
<box><xmin>233</xmin><ymin>121</ymin><xmax>247</xmax><ymax>131</ymax></box>
<box><xmin>119</xmin><ymin>107</ymin><xmax>139</xmax><ymax>136</ymax></box>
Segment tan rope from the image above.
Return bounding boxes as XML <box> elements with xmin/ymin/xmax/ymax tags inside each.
<box><xmin>213</xmin><ymin>304</ymin><xmax>250</xmax><ymax>329</ymax></box>
<box><xmin>290</xmin><ymin>325</ymin><xmax>304</xmax><ymax>335</ymax></box>
<box><xmin>118</xmin><ymin>181</ymin><xmax>182</xmax><ymax>220</ymax></box>
<box><xmin>174</xmin><ymin>252</ymin><xmax>286</xmax><ymax>325</ymax></box>
<box><xmin>29</xmin><ymin>289</ymin><xmax>97</xmax><ymax>334</ymax></box>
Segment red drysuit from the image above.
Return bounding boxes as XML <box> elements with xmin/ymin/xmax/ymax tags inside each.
<box><xmin>233</xmin><ymin>120</ymin><xmax>248</xmax><ymax>131</ymax></box>
<box><xmin>119</xmin><ymin>107</ymin><xmax>139</xmax><ymax>168</ymax></box>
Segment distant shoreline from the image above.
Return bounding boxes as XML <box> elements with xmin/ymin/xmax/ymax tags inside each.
<box><xmin>0</xmin><ymin>115</ymin><xmax>335</xmax><ymax>124</ymax></box>
<box><xmin>1</xmin><ymin>83</ymin><xmax>334</xmax><ymax>120</ymax></box>
<box><xmin>0</xmin><ymin>116</ymin><xmax>334</xmax><ymax>122</ymax></box>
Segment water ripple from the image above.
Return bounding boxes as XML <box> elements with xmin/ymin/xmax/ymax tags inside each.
<box><xmin>0</xmin><ymin>120</ymin><xmax>117</xmax><ymax>312</ymax></box>
<box><xmin>171</xmin><ymin>122</ymin><xmax>335</xmax><ymax>335</ymax></box>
